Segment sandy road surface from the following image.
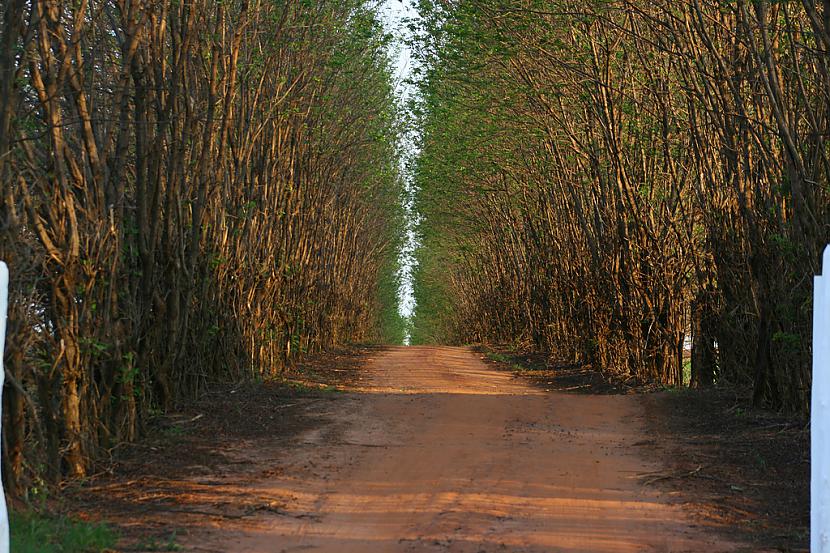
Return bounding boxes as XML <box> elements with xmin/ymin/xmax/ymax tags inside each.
<box><xmin>188</xmin><ymin>346</ymin><xmax>738</xmax><ymax>552</ymax></box>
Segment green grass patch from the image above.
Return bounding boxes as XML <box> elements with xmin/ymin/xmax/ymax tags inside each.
<box><xmin>11</xmin><ymin>510</ymin><xmax>117</xmax><ymax>553</ymax></box>
<box><xmin>162</xmin><ymin>424</ymin><xmax>186</xmax><ymax>438</ymax></box>
<box><xmin>485</xmin><ymin>352</ymin><xmax>511</xmax><ymax>364</ymax></box>
<box><xmin>485</xmin><ymin>350</ymin><xmax>546</xmax><ymax>373</ymax></box>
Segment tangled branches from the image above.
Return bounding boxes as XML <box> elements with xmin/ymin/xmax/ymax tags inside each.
<box><xmin>412</xmin><ymin>0</ymin><xmax>829</xmax><ymax>413</ymax></box>
<box><xmin>0</xmin><ymin>0</ymin><xmax>404</xmax><ymax>492</ymax></box>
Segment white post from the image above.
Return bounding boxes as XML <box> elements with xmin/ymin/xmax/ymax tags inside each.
<box><xmin>0</xmin><ymin>262</ymin><xmax>9</xmax><ymax>553</ymax></box>
<box><xmin>813</xmin><ymin>246</ymin><xmax>830</xmax><ymax>552</ymax></box>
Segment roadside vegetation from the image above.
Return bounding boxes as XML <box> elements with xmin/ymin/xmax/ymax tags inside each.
<box><xmin>0</xmin><ymin>0</ymin><xmax>823</xmax><ymax>547</ymax></box>
<box><xmin>10</xmin><ymin>511</ymin><xmax>116</xmax><ymax>553</ymax></box>
<box><xmin>410</xmin><ymin>0</ymin><xmax>830</xmax><ymax>414</ymax></box>
<box><xmin>0</xmin><ymin>0</ymin><xmax>405</xmax><ymax>499</ymax></box>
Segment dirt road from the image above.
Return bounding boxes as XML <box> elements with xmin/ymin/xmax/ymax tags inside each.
<box><xmin>174</xmin><ymin>346</ymin><xmax>740</xmax><ymax>552</ymax></box>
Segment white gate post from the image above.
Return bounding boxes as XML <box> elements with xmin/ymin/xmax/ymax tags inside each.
<box><xmin>0</xmin><ymin>262</ymin><xmax>9</xmax><ymax>553</ymax></box>
<box><xmin>813</xmin><ymin>246</ymin><xmax>830</xmax><ymax>552</ymax></box>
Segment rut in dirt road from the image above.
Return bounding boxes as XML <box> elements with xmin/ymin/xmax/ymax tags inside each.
<box><xmin>189</xmin><ymin>346</ymin><xmax>740</xmax><ymax>553</ymax></box>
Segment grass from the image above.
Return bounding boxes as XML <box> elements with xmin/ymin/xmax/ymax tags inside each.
<box><xmin>10</xmin><ymin>510</ymin><xmax>117</xmax><ymax>553</ymax></box>
<box><xmin>162</xmin><ymin>424</ymin><xmax>187</xmax><ymax>437</ymax></box>
<box><xmin>484</xmin><ymin>351</ymin><xmax>524</xmax><ymax>371</ymax></box>
<box><xmin>485</xmin><ymin>351</ymin><xmax>511</xmax><ymax>364</ymax></box>
<box><xmin>485</xmin><ymin>350</ymin><xmax>545</xmax><ymax>373</ymax></box>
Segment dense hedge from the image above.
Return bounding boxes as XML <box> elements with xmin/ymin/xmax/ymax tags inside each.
<box><xmin>411</xmin><ymin>0</ymin><xmax>830</xmax><ymax>413</ymax></box>
<box><xmin>0</xmin><ymin>0</ymin><xmax>404</xmax><ymax>493</ymax></box>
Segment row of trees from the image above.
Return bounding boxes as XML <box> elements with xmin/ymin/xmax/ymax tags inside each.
<box><xmin>411</xmin><ymin>0</ymin><xmax>830</xmax><ymax>413</ymax></box>
<box><xmin>0</xmin><ymin>0</ymin><xmax>405</xmax><ymax>495</ymax></box>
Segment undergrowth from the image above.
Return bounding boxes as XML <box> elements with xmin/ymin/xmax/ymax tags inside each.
<box><xmin>10</xmin><ymin>510</ymin><xmax>117</xmax><ymax>553</ymax></box>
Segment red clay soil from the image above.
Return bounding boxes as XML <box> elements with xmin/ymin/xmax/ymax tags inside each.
<box><xmin>62</xmin><ymin>345</ymin><xmax>799</xmax><ymax>552</ymax></box>
<box><xmin>483</xmin><ymin>347</ymin><xmax>809</xmax><ymax>552</ymax></box>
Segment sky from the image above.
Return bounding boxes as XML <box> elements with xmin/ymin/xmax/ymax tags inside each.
<box><xmin>379</xmin><ymin>1</ymin><xmax>419</xmax><ymax>90</ymax></box>
<box><xmin>379</xmin><ymin>1</ymin><xmax>420</xmax><ymax>330</ymax></box>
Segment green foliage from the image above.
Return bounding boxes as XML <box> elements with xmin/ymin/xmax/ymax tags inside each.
<box><xmin>10</xmin><ymin>511</ymin><xmax>117</xmax><ymax>553</ymax></box>
<box><xmin>1</xmin><ymin>0</ymin><xmax>407</xmax><ymax>491</ymax></box>
<box><xmin>376</xmin><ymin>253</ymin><xmax>408</xmax><ymax>345</ymax></box>
<box><xmin>408</xmin><ymin>0</ymin><xmax>827</xmax><ymax>411</ymax></box>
